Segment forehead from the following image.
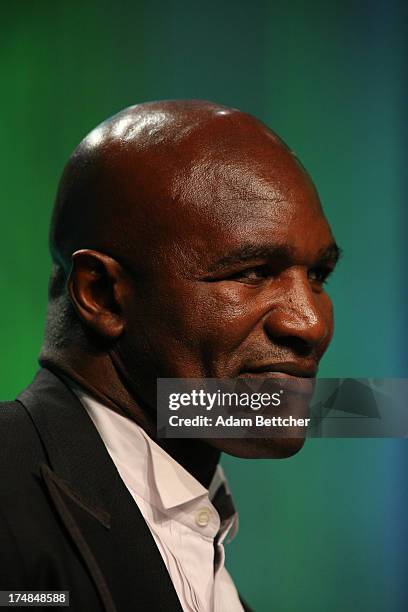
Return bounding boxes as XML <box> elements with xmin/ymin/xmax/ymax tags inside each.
<box><xmin>159</xmin><ymin>149</ymin><xmax>332</xmax><ymax>270</ymax></box>
<box><xmin>111</xmin><ymin>121</ymin><xmax>332</xmax><ymax>271</ymax></box>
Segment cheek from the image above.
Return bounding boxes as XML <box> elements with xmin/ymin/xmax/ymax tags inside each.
<box><xmin>186</xmin><ymin>284</ymin><xmax>262</xmax><ymax>336</ymax></box>
<box><xmin>155</xmin><ymin>281</ymin><xmax>263</xmax><ymax>351</ymax></box>
<box><xmin>124</xmin><ymin>276</ymin><xmax>266</xmax><ymax>375</ymax></box>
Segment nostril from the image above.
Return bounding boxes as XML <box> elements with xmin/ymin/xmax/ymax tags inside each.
<box><xmin>274</xmin><ymin>336</ymin><xmax>313</xmax><ymax>357</ymax></box>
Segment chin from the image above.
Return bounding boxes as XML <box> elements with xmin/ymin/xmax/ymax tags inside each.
<box><xmin>206</xmin><ymin>436</ymin><xmax>306</xmax><ymax>459</ymax></box>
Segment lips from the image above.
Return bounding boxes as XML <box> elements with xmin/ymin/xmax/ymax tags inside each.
<box><xmin>237</xmin><ymin>362</ymin><xmax>317</xmax><ymax>395</ymax></box>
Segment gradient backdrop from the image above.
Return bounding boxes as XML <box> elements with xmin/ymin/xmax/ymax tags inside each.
<box><xmin>1</xmin><ymin>2</ymin><xmax>407</xmax><ymax>610</ymax></box>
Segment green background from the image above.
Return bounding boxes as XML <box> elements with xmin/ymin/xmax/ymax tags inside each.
<box><xmin>1</xmin><ymin>2</ymin><xmax>407</xmax><ymax>610</ymax></box>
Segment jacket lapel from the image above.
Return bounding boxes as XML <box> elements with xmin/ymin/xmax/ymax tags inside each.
<box><xmin>17</xmin><ymin>368</ymin><xmax>183</xmax><ymax>612</ymax></box>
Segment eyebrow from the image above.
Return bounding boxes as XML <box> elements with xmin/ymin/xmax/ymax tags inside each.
<box><xmin>205</xmin><ymin>241</ymin><xmax>342</xmax><ymax>274</ymax></box>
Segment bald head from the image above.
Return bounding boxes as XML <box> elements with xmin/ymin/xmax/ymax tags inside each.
<box><xmin>49</xmin><ymin>99</ymin><xmax>316</xmax><ymax>279</ymax></box>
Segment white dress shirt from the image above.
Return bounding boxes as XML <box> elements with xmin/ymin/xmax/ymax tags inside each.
<box><xmin>70</xmin><ymin>384</ymin><xmax>244</xmax><ymax>612</ymax></box>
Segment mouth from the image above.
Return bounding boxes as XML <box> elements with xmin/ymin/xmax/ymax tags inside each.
<box><xmin>237</xmin><ymin>362</ymin><xmax>317</xmax><ymax>395</ymax></box>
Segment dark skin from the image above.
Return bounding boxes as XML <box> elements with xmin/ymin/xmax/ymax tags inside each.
<box><xmin>40</xmin><ymin>100</ymin><xmax>340</xmax><ymax>487</ymax></box>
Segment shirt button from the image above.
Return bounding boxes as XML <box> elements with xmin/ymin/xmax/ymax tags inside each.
<box><xmin>195</xmin><ymin>507</ymin><xmax>211</xmax><ymax>527</ymax></box>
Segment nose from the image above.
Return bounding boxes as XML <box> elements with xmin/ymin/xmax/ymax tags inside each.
<box><xmin>264</xmin><ymin>272</ymin><xmax>332</xmax><ymax>355</ymax></box>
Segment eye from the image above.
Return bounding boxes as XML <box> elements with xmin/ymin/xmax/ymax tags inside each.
<box><xmin>308</xmin><ymin>266</ymin><xmax>332</xmax><ymax>287</ymax></box>
<box><xmin>229</xmin><ymin>266</ymin><xmax>270</xmax><ymax>284</ymax></box>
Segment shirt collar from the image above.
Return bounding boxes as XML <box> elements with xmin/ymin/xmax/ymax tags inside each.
<box><xmin>68</xmin><ymin>380</ymin><xmax>238</xmax><ymax>535</ymax></box>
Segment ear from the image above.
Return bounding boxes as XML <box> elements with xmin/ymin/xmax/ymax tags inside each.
<box><xmin>67</xmin><ymin>250</ymin><xmax>129</xmax><ymax>340</ymax></box>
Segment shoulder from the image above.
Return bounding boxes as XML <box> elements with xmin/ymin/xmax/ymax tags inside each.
<box><xmin>0</xmin><ymin>398</ymin><xmax>48</xmax><ymax>530</ymax></box>
<box><xmin>0</xmin><ymin>400</ymin><xmax>47</xmax><ymax>514</ymax></box>
<box><xmin>0</xmin><ymin>399</ymin><xmax>60</xmax><ymax>587</ymax></box>
<box><xmin>0</xmin><ymin>399</ymin><xmax>44</xmax><ymax>469</ymax></box>
<box><xmin>0</xmin><ymin>398</ymin><xmax>32</xmax><ymax>428</ymax></box>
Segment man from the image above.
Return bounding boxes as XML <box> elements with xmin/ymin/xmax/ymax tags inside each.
<box><xmin>0</xmin><ymin>100</ymin><xmax>340</xmax><ymax>611</ymax></box>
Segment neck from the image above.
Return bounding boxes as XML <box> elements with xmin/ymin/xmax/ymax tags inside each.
<box><xmin>39</xmin><ymin>351</ymin><xmax>220</xmax><ymax>488</ymax></box>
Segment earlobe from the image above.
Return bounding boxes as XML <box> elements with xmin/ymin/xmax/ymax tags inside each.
<box><xmin>67</xmin><ymin>250</ymin><xmax>125</xmax><ymax>340</ymax></box>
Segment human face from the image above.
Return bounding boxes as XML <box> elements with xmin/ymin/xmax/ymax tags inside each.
<box><xmin>116</xmin><ymin>140</ymin><xmax>339</xmax><ymax>456</ymax></box>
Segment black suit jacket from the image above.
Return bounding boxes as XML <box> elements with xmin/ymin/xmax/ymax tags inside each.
<box><xmin>0</xmin><ymin>369</ymin><xmax>251</xmax><ymax>611</ymax></box>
